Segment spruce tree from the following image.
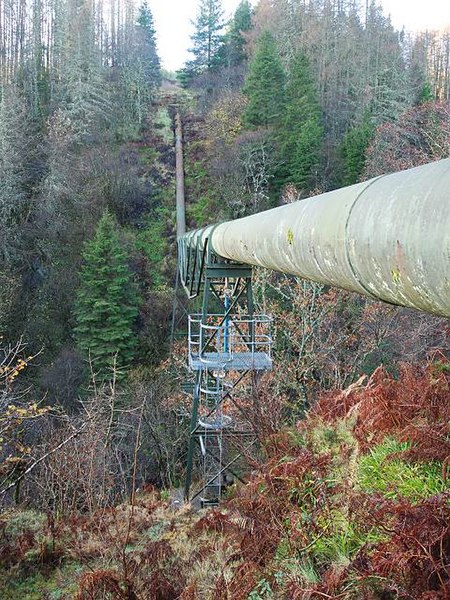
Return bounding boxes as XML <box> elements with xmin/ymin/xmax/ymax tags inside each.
<box><xmin>277</xmin><ymin>51</ymin><xmax>324</xmax><ymax>192</ymax></box>
<box><xmin>116</xmin><ymin>1</ymin><xmax>161</xmax><ymax>126</ymax></box>
<box><xmin>339</xmin><ymin>112</ymin><xmax>375</xmax><ymax>186</ymax></box>
<box><xmin>186</xmin><ymin>0</ymin><xmax>225</xmax><ymax>76</ymax></box>
<box><xmin>243</xmin><ymin>31</ymin><xmax>285</xmax><ymax>129</ymax></box>
<box><xmin>136</xmin><ymin>1</ymin><xmax>161</xmax><ymax>88</ymax></box>
<box><xmin>223</xmin><ymin>0</ymin><xmax>252</xmax><ymax>67</ymax></box>
<box><xmin>213</xmin><ymin>0</ymin><xmax>252</xmax><ymax>71</ymax></box>
<box><xmin>74</xmin><ymin>211</ymin><xmax>139</xmax><ymax>380</ymax></box>
<box><xmin>60</xmin><ymin>0</ymin><xmax>110</xmax><ymax>141</ymax></box>
<box><xmin>417</xmin><ymin>82</ymin><xmax>434</xmax><ymax>104</ymax></box>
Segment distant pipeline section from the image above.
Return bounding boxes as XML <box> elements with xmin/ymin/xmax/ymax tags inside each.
<box><xmin>178</xmin><ymin>159</ymin><xmax>450</xmax><ymax>318</ymax></box>
<box><xmin>175</xmin><ymin>111</ymin><xmax>186</xmax><ymax>239</ymax></box>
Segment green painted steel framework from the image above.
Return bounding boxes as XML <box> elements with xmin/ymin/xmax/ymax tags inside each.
<box><xmin>181</xmin><ymin>241</ymin><xmax>273</xmax><ymax>503</ymax></box>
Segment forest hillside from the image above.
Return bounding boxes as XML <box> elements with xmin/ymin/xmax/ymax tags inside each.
<box><xmin>0</xmin><ymin>0</ymin><xmax>449</xmax><ymax>598</ymax></box>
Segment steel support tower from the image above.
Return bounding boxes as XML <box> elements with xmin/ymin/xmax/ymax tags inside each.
<box><xmin>180</xmin><ymin>241</ymin><xmax>272</xmax><ymax>505</ymax></box>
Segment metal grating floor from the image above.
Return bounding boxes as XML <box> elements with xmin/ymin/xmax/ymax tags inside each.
<box><xmin>189</xmin><ymin>352</ymin><xmax>272</xmax><ymax>371</ymax></box>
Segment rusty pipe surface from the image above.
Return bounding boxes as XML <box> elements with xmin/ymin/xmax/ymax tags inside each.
<box><xmin>180</xmin><ymin>159</ymin><xmax>450</xmax><ymax>317</ymax></box>
<box><xmin>175</xmin><ymin>112</ymin><xmax>186</xmax><ymax>239</ymax></box>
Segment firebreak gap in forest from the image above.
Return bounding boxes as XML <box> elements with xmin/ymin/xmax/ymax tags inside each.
<box><xmin>0</xmin><ymin>0</ymin><xmax>449</xmax><ymax>598</ymax></box>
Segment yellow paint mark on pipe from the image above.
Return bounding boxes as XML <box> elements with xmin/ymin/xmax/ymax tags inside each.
<box><xmin>391</xmin><ymin>267</ymin><xmax>401</xmax><ymax>284</ymax></box>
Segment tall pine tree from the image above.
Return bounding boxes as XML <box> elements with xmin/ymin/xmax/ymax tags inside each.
<box><xmin>74</xmin><ymin>211</ymin><xmax>139</xmax><ymax>381</ymax></box>
<box><xmin>243</xmin><ymin>31</ymin><xmax>285</xmax><ymax>129</ymax></box>
<box><xmin>277</xmin><ymin>51</ymin><xmax>324</xmax><ymax>193</ymax></box>
<box><xmin>136</xmin><ymin>2</ymin><xmax>161</xmax><ymax>89</ymax></box>
<box><xmin>60</xmin><ymin>0</ymin><xmax>110</xmax><ymax>141</ymax></box>
<box><xmin>116</xmin><ymin>2</ymin><xmax>161</xmax><ymax>127</ymax></box>
<box><xmin>186</xmin><ymin>0</ymin><xmax>225</xmax><ymax>77</ymax></box>
<box><xmin>221</xmin><ymin>0</ymin><xmax>252</xmax><ymax>67</ymax></box>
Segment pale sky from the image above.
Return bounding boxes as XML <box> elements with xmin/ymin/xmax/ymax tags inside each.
<box><xmin>150</xmin><ymin>0</ymin><xmax>450</xmax><ymax>72</ymax></box>
<box><xmin>382</xmin><ymin>0</ymin><xmax>450</xmax><ymax>34</ymax></box>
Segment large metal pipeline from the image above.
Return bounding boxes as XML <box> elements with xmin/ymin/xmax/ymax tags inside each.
<box><xmin>175</xmin><ymin>111</ymin><xmax>186</xmax><ymax>239</ymax></box>
<box><xmin>179</xmin><ymin>159</ymin><xmax>450</xmax><ymax>318</ymax></box>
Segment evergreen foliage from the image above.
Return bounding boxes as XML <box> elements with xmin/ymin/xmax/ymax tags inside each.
<box><xmin>218</xmin><ymin>0</ymin><xmax>252</xmax><ymax>67</ymax></box>
<box><xmin>59</xmin><ymin>0</ymin><xmax>111</xmax><ymax>141</ymax></box>
<box><xmin>74</xmin><ymin>211</ymin><xmax>139</xmax><ymax>380</ymax></box>
<box><xmin>136</xmin><ymin>2</ymin><xmax>162</xmax><ymax>88</ymax></box>
<box><xmin>0</xmin><ymin>87</ymin><xmax>37</xmax><ymax>264</ymax></box>
<box><xmin>277</xmin><ymin>51</ymin><xmax>324</xmax><ymax>192</ymax></box>
<box><xmin>339</xmin><ymin>112</ymin><xmax>375</xmax><ymax>186</ymax></box>
<box><xmin>186</xmin><ymin>0</ymin><xmax>225</xmax><ymax>77</ymax></box>
<box><xmin>242</xmin><ymin>31</ymin><xmax>285</xmax><ymax>129</ymax></box>
<box><xmin>417</xmin><ymin>81</ymin><xmax>434</xmax><ymax>104</ymax></box>
<box><xmin>228</xmin><ymin>0</ymin><xmax>252</xmax><ymax>65</ymax></box>
<box><xmin>117</xmin><ymin>1</ymin><xmax>161</xmax><ymax>128</ymax></box>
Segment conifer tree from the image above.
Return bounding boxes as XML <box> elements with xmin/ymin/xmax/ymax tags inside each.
<box><xmin>136</xmin><ymin>2</ymin><xmax>161</xmax><ymax>88</ymax></box>
<box><xmin>277</xmin><ymin>51</ymin><xmax>324</xmax><ymax>192</ymax></box>
<box><xmin>339</xmin><ymin>112</ymin><xmax>375</xmax><ymax>186</ymax></box>
<box><xmin>416</xmin><ymin>82</ymin><xmax>434</xmax><ymax>104</ymax></box>
<box><xmin>61</xmin><ymin>0</ymin><xmax>109</xmax><ymax>137</ymax></box>
<box><xmin>117</xmin><ymin>1</ymin><xmax>161</xmax><ymax>125</ymax></box>
<box><xmin>0</xmin><ymin>87</ymin><xmax>35</xmax><ymax>265</ymax></box>
<box><xmin>222</xmin><ymin>0</ymin><xmax>252</xmax><ymax>67</ymax></box>
<box><xmin>74</xmin><ymin>211</ymin><xmax>139</xmax><ymax>380</ymax></box>
<box><xmin>243</xmin><ymin>31</ymin><xmax>285</xmax><ymax>129</ymax></box>
<box><xmin>186</xmin><ymin>0</ymin><xmax>225</xmax><ymax>76</ymax></box>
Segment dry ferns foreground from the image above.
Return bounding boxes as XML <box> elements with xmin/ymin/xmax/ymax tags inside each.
<box><xmin>0</xmin><ymin>360</ymin><xmax>449</xmax><ymax>599</ymax></box>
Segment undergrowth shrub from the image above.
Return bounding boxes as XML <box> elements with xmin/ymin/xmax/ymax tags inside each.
<box><xmin>75</xmin><ymin>570</ymin><xmax>128</xmax><ymax>599</ymax></box>
<box><xmin>216</xmin><ymin>361</ymin><xmax>450</xmax><ymax>599</ymax></box>
<box><xmin>358</xmin><ymin>437</ymin><xmax>446</xmax><ymax>502</ymax></box>
<box><xmin>351</xmin><ymin>493</ymin><xmax>450</xmax><ymax>599</ymax></box>
<box><xmin>1</xmin><ymin>360</ymin><xmax>448</xmax><ymax>599</ymax></box>
<box><xmin>310</xmin><ymin>362</ymin><xmax>450</xmax><ymax>461</ymax></box>
<box><xmin>0</xmin><ymin>510</ymin><xmax>47</xmax><ymax>567</ymax></box>
<box><xmin>310</xmin><ymin>508</ymin><xmax>385</xmax><ymax>567</ymax></box>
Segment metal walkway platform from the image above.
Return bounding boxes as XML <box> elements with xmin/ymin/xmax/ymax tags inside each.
<box><xmin>190</xmin><ymin>352</ymin><xmax>272</xmax><ymax>371</ymax></box>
